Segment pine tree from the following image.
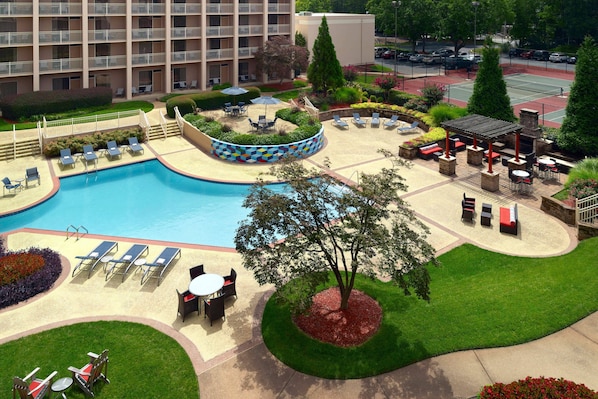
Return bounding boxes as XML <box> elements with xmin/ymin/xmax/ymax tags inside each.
<box><xmin>558</xmin><ymin>36</ymin><xmax>598</xmax><ymax>156</ymax></box>
<box><xmin>307</xmin><ymin>16</ymin><xmax>344</xmax><ymax>93</ymax></box>
<box><xmin>467</xmin><ymin>41</ymin><xmax>515</xmax><ymax>122</ymax></box>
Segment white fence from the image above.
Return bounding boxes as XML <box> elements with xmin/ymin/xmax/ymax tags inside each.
<box><xmin>42</xmin><ymin>110</ymin><xmax>144</xmax><ymax>139</ymax></box>
<box><xmin>577</xmin><ymin>192</ymin><xmax>598</xmax><ymax>224</ymax></box>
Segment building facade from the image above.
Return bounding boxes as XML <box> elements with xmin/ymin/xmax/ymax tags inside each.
<box><xmin>0</xmin><ymin>0</ymin><xmax>294</xmax><ymax>99</ymax></box>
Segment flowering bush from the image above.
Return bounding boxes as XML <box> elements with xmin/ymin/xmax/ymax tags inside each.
<box><xmin>421</xmin><ymin>83</ymin><xmax>446</xmax><ymax>107</ymax></box>
<box><xmin>374</xmin><ymin>75</ymin><xmax>401</xmax><ymax>92</ymax></box>
<box><xmin>404</xmin><ymin>98</ymin><xmax>429</xmax><ymax>113</ymax></box>
<box><xmin>568</xmin><ymin>179</ymin><xmax>598</xmax><ymax>199</ymax></box>
<box><xmin>479</xmin><ymin>376</ymin><xmax>598</xmax><ymax>399</ymax></box>
<box><xmin>342</xmin><ymin>65</ymin><xmax>359</xmax><ymax>82</ymax></box>
<box><xmin>0</xmin><ymin>253</ymin><xmax>45</xmax><ymax>286</ymax></box>
<box><xmin>402</xmin><ymin>127</ymin><xmax>447</xmax><ymax>149</ymax></box>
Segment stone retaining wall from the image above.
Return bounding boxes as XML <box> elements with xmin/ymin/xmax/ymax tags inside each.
<box><xmin>540</xmin><ymin>195</ymin><xmax>576</xmax><ymax>225</ymax></box>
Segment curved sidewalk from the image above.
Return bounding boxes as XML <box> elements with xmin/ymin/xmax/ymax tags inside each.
<box><xmin>1</xmin><ymin>113</ymin><xmax>595</xmax><ymax>399</ymax></box>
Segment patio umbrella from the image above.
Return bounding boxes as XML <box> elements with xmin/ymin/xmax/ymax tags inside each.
<box><xmin>250</xmin><ymin>96</ymin><xmax>282</xmax><ymax>117</ymax></box>
<box><xmin>221</xmin><ymin>86</ymin><xmax>248</xmax><ymax>105</ymax></box>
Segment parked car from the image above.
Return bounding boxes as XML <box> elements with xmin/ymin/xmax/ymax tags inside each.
<box><xmin>567</xmin><ymin>56</ymin><xmax>577</xmax><ymax>64</ymax></box>
<box><xmin>549</xmin><ymin>53</ymin><xmax>568</xmax><ymax>63</ymax></box>
<box><xmin>521</xmin><ymin>50</ymin><xmax>534</xmax><ymax>59</ymax></box>
<box><xmin>396</xmin><ymin>52</ymin><xmax>412</xmax><ymax>61</ymax></box>
<box><xmin>409</xmin><ymin>53</ymin><xmax>424</xmax><ymax>63</ymax></box>
<box><xmin>509</xmin><ymin>48</ymin><xmax>526</xmax><ymax>57</ymax></box>
<box><xmin>382</xmin><ymin>50</ymin><xmax>396</xmax><ymax>59</ymax></box>
<box><xmin>444</xmin><ymin>57</ymin><xmax>474</xmax><ymax>70</ymax></box>
<box><xmin>374</xmin><ymin>47</ymin><xmax>389</xmax><ymax>58</ymax></box>
<box><xmin>532</xmin><ymin>50</ymin><xmax>550</xmax><ymax>61</ymax></box>
<box><xmin>423</xmin><ymin>54</ymin><xmax>443</xmax><ymax>65</ymax></box>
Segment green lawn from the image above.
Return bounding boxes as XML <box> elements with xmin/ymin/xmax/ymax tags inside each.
<box><xmin>0</xmin><ymin>321</ymin><xmax>198</xmax><ymax>398</ymax></box>
<box><xmin>262</xmin><ymin>238</ymin><xmax>598</xmax><ymax>379</ymax></box>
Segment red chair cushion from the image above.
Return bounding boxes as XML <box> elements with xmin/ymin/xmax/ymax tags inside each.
<box><xmin>184</xmin><ymin>294</ymin><xmax>195</xmax><ymax>302</ymax></box>
<box><xmin>500</xmin><ymin>207</ymin><xmax>515</xmax><ymax>227</ymax></box>
<box><xmin>223</xmin><ymin>280</ymin><xmax>232</xmax><ymax>286</ymax></box>
<box><xmin>79</xmin><ymin>363</ymin><xmax>93</xmax><ymax>382</ymax></box>
<box><xmin>29</xmin><ymin>381</ymin><xmax>44</xmax><ymax>398</ymax></box>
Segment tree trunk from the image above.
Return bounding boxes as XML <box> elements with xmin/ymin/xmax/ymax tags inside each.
<box><xmin>339</xmin><ymin>289</ymin><xmax>350</xmax><ymax>310</ymax></box>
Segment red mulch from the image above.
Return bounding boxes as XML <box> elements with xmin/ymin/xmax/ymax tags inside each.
<box><xmin>293</xmin><ymin>288</ymin><xmax>382</xmax><ymax>347</ymax></box>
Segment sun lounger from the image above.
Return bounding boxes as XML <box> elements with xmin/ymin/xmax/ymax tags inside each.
<box><xmin>128</xmin><ymin>137</ymin><xmax>144</xmax><ymax>154</ymax></box>
<box><xmin>352</xmin><ymin>113</ymin><xmax>366</xmax><ymax>127</ymax></box>
<box><xmin>60</xmin><ymin>148</ymin><xmax>75</xmax><ymax>168</ymax></box>
<box><xmin>72</xmin><ymin>241</ymin><xmax>118</xmax><ymax>278</ymax></box>
<box><xmin>105</xmin><ymin>244</ymin><xmax>149</xmax><ymax>282</ymax></box>
<box><xmin>82</xmin><ymin>145</ymin><xmax>98</xmax><ymax>163</ymax></box>
<box><xmin>106</xmin><ymin>141</ymin><xmax>121</xmax><ymax>159</ymax></box>
<box><xmin>398</xmin><ymin>121</ymin><xmax>419</xmax><ymax>133</ymax></box>
<box><xmin>371</xmin><ymin>112</ymin><xmax>380</xmax><ymax>128</ymax></box>
<box><xmin>332</xmin><ymin>115</ymin><xmax>348</xmax><ymax>129</ymax></box>
<box><xmin>140</xmin><ymin>247</ymin><xmax>181</xmax><ymax>286</ymax></box>
<box><xmin>383</xmin><ymin>115</ymin><xmax>399</xmax><ymax>128</ymax></box>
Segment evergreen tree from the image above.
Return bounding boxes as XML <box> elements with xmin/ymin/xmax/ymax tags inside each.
<box><xmin>558</xmin><ymin>36</ymin><xmax>598</xmax><ymax>156</ymax></box>
<box><xmin>467</xmin><ymin>40</ymin><xmax>515</xmax><ymax>122</ymax></box>
<box><xmin>307</xmin><ymin>16</ymin><xmax>344</xmax><ymax>93</ymax></box>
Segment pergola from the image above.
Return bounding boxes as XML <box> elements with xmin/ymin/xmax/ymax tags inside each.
<box><xmin>441</xmin><ymin>114</ymin><xmax>523</xmax><ymax>173</ymax></box>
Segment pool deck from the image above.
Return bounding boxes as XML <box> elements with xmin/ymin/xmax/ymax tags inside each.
<box><xmin>2</xmin><ymin>103</ymin><xmax>597</xmax><ymax>399</ymax></box>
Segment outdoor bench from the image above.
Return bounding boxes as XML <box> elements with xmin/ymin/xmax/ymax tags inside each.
<box><xmin>418</xmin><ymin>143</ymin><xmax>442</xmax><ymax>160</ymax></box>
<box><xmin>499</xmin><ymin>203</ymin><xmax>518</xmax><ymax>235</ymax></box>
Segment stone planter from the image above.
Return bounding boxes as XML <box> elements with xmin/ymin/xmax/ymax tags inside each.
<box><xmin>399</xmin><ymin>145</ymin><xmax>418</xmax><ymax>159</ymax></box>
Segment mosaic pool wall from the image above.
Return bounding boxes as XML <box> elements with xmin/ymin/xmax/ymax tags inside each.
<box><xmin>211</xmin><ymin>127</ymin><xmax>325</xmax><ymax>163</ymax></box>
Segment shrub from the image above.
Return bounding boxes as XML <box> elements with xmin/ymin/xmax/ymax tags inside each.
<box><xmin>293</xmin><ymin>79</ymin><xmax>309</xmax><ymax>88</ymax></box>
<box><xmin>342</xmin><ymin>65</ymin><xmax>359</xmax><ymax>82</ymax></box>
<box><xmin>568</xmin><ymin>179</ymin><xmax>598</xmax><ymax>199</ymax></box>
<box><xmin>479</xmin><ymin>376</ymin><xmax>598</xmax><ymax>399</ymax></box>
<box><xmin>166</xmin><ymin>96</ymin><xmax>197</xmax><ymax>117</ymax></box>
<box><xmin>428</xmin><ymin>104</ymin><xmax>468</xmax><ymax>126</ymax></box>
<box><xmin>565</xmin><ymin>157</ymin><xmax>598</xmax><ymax>187</ymax></box>
<box><xmin>334</xmin><ymin>86</ymin><xmax>361</xmax><ymax>104</ymax></box>
<box><xmin>401</xmin><ymin>127</ymin><xmax>447</xmax><ymax>149</ymax></box>
<box><xmin>165</xmin><ymin>87</ymin><xmax>261</xmax><ymax>117</ymax></box>
<box><xmin>404</xmin><ymin>98</ymin><xmax>429</xmax><ymax>113</ymax></box>
<box><xmin>389</xmin><ymin>91</ymin><xmax>420</xmax><ymax>106</ymax></box>
<box><xmin>43</xmin><ymin>128</ymin><xmax>143</xmax><ymax>157</ymax></box>
<box><xmin>421</xmin><ymin>83</ymin><xmax>447</xmax><ymax>107</ymax></box>
<box><xmin>0</xmin><ymin>253</ymin><xmax>45</xmax><ymax>286</ymax></box>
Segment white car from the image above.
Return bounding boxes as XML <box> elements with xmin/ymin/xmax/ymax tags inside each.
<box><xmin>549</xmin><ymin>53</ymin><xmax>567</xmax><ymax>63</ymax></box>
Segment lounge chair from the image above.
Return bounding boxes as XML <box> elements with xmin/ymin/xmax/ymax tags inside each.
<box><xmin>190</xmin><ymin>80</ymin><xmax>197</xmax><ymax>89</ymax></box>
<box><xmin>383</xmin><ymin>114</ymin><xmax>399</xmax><ymax>128</ymax></box>
<box><xmin>127</xmin><ymin>137</ymin><xmax>144</xmax><ymax>154</ymax></box>
<box><xmin>332</xmin><ymin>115</ymin><xmax>348</xmax><ymax>129</ymax></box>
<box><xmin>82</xmin><ymin>145</ymin><xmax>98</xmax><ymax>163</ymax></box>
<box><xmin>398</xmin><ymin>121</ymin><xmax>419</xmax><ymax>133</ymax></box>
<box><xmin>115</xmin><ymin>87</ymin><xmax>124</xmax><ymax>97</ymax></box>
<box><xmin>106</xmin><ymin>141</ymin><xmax>121</xmax><ymax>160</ymax></box>
<box><xmin>59</xmin><ymin>148</ymin><xmax>75</xmax><ymax>168</ymax></box>
<box><xmin>105</xmin><ymin>244</ymin><xmax>149</xmax><ymax>282</ymax></box>
<box><xmin>68</xmin><ymin>350</ymin><xmax>110</xmax><ymax>398</ymax></box>
<box><xmin>352</xmin><ymin>113</ymin><xmax>366</xmax><ymax>127</ymax></box>
<box><xmin>12</xmin><ymin>367</ymin><xmax>57</xmax><ymax>399</ymax></box>
<box><xmin>25</xmin><ymin>167</ymin><xmax>40</xmax><ymax>187</ymax></box>
<box><xmin>140</xmin><ymin>247</ymin><xmax>181</xmax><ymax>286</ymax></box>
<box><xmin>72</xmin><ymin>241</ymin><xmax>118</xmax><ymax>278</ymax></box>
<box><xmin>3</xmin><ymin>177</ymin><xmax>22</xmax><ymax>196</ymax></box>
<box><xmin>371</xmin><ymin>112</ymin><xmax>380</xmax><ymax>128</ymax></box>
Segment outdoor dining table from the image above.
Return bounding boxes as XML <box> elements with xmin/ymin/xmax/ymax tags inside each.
<box><xmin>512</xmin><ymin>169</ymin><xmax>531</xmax><ymax>194</ymax></box>
<box><xmin>538</xmin><ymin>158</ymin><xmax>555</xmax><ymax>166</ymax></box>
<box><xmin>189</xmin><ymin>273</ymin><xmax>225</xmax><ymax>297</ymax></box>
<box><xmin>258</xmin><ymin>119</ymin><xmax>273</xmax><ymax>130</ymax></box>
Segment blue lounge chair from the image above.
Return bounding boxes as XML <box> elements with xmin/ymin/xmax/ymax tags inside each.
<box><xmin>82</xmin><ymin>145</ymin><xmax>98</xmax><ymax>163</ymax></box>
<box><xmin>59</xmin><ymin>148</ymin><xmax>75</xmax><ymax>168</ymax></box>
<box><xmin>352</xmin><ymin>113</ymin><xmax>366</xmax><ymax>127</ymax></box>
<box><xmin>128</xmin><ymin>137</ymin><xmax>144</xmax><ymax>154</ymax></box>
<box><xmin>332</xmin><ymin>115</ymin><xmax>348</xmax><ymax>129</ymax></box>
<box><xmin>25</xmin><ymin>167</ymin><xmax>40</xmax><ymax>187</ymax></box>
<box><xmin>105</xmin><ymin>244</ymin><xmax>149</xmax><ymax>282</ymax></box>
<box><xmin>371</xmin><ymin>112</ymin><xmax>380</xmax><ymax>128</ymax></box>
<box><xmin>398</xmin><ymin>121</ymin><xmax>419</xmax><ymax>133</ymax></box>
<box><xmin>72</xmin><ymin>241</ymin><xmax>118</xmax><ymax>278</ymax></box>
<box><xmin>106</xmin><ymin>141</ymin><xmax>122</xmax><ymax>159</ymax></box>
<box><xmin>384</xmin><ymin>115</ymin><xmax>399</xmax><ymax>128</ymax></box>
<box><xmin>141</xmin><ymin>247</ymin><xmax>181</xmax><ymax>286</ymax></box>
<box><xmin>2</xmin><ymin>177</ymin><xmax>22</xmax><ymax>195</ymax></box>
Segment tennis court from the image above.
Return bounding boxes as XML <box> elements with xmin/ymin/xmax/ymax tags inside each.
<box><xmin>444</xmin><ymin>73</ymin><xmax>572</xmax><ymax>125</ymax></box>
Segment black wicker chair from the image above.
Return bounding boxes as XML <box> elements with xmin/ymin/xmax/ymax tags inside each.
<box><xmin>189</xmin><ymin>264</ymin><xmax>205</xmax><ymax>281</ymax></box>
<box><xmin>177</xmin><ymin>289</ymin><xmax>199</xmax><ymax>321</ymax></box>
<box><xmin>221</xmin><ymin>268</ymin><xmax>237</xmax><ymax>299</ymax></box>
<box><xmin>204</xmin><ymin>295</ymin><xmax>226</xmax><ymax>326</ymax></box>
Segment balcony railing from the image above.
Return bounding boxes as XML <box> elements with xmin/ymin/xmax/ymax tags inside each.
<box><xmin>267</xmin><ymin>3</ymin><xmax>290</xmax><ymax>13</ymax></box>
<box><xmin>238</xmin><ymin>46</ymin><xmax>258</xmax><ymax>57</ymax></box>
<box><xmin>132</xmin><ymin>3</ymin><xmax>165</xmax><ymax>14</ymax></box>
<box><xmin>132</xmin><ymin>52</ymin><xmax>166</xmax><ymax>65</ymax></box>
<box><xmin>89</xmin><ymin>55</ymin><xmax>127</xmax><ymax>69</ymax></box>
<box><xmin>89</xmin><ymin>29</ymin><xmax>127</xmax><ymax>42</ymax></box>
<box><xmin>0</xmin><ymin>61</ymin><xmax>33</xmax><ymax>76</ymax></box>
<box><xmin>39</xmin><ymin>30</ymin><xmax>81</xmax><ymax>44</ymax></box>
<box><xmin>206</xmin><ymin>3</ymin><xmax>233</xmax><ymax>13</ymax></box>
<box><xmin>171</xmin><ymin>27</ymin><xmax>201</xmax><ymax>39</ymax></box>
<box><xmin>0</xmin><ymin>31</ymin><xmax>33</xmax><ymax>45</ymax></box>
<box><xmin>238</xmin><ymin>3</ymin><xmax>263</xmax><ymax>13</ymax></box>
<box><xmin>238</xmin><ymin>24</ymin><xmax>263</xmax><ymax>35</ymax></box>
<box><xmin>171</xmin><ymin>50</ymin><xmax>201</xmax><ymax>63</ymax></box>
<box><xmin>39</xmin><ymin>2</ymin><xmax>82</xmax><ymax>15</ymax></box>
<box><xmin>267</xmin><ymin>24</ymin><xmax>290</xmax><ymax>34</ymax></box>
<box><xmin>132</xmin><ymin>28</ymin><xmax>165</xmax><ymax>40</ymax></box>
<box><xmin>39</xmin><ymin>58</ymin><xmax>83</xmax><ymax>72</ymax></box>
<box><xmin>205</xmin><ymin>26</ymin><xmax>233</xmax><ymax>37</ymax></box>
<box><xmin>171</xmin><ymin>3</ymin><xmax>201</xmax><ymax>14</ymax></box>
<box><xmin>88</xmin><ymin>2</ymin><xmax>126</xmax><ymax>14</ymax></box>
<box><xmin>0</xmin><ymin>2</ymin><xmax>34</xmax><ymax>15</ymax></box>
<box><xmin>205</xmin><ymin>48</ymin><xmax>233</xmax><ymax>60</ymax></box>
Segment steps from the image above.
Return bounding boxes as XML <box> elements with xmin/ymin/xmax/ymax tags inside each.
<box><xmin>146</xmin><ymin>121</ymin><xmax>181</xmax><ymax>141</ymax></box>
<box><xmin>0</xmin><ymin>138</ymin><xmax>41</xmax><ymax>161</ymax></box>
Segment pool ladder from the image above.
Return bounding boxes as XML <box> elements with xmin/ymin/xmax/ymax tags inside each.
<box><xmin>66</xmin><ymin>225</ymin><xmax>88</xmax><ymax>240</ymax></box>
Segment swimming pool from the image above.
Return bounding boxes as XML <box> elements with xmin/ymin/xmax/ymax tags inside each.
<box><xmin>0</xmin><ymin>160</ymin><xmax>283</xmax><ymax>247</ymax></box>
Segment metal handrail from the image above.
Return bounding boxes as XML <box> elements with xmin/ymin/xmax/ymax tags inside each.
<box><xmin>66</xmin><ymin>224</ymin><xmax>88</xmax><ymax>240</ymax></box>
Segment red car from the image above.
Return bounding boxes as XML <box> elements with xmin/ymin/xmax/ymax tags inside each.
<box><xmin>382</xmin><ymin>50</ymin><xmax>396</xmax><ymax>59</ymax></box>
<box><xmin>521</xmin><ymin>50</ymin><xmax>533</xmax><ymax>59</ymax></box>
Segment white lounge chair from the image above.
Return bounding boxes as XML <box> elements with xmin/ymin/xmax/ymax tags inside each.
<box><xmin>352</xmin><ymin>113</ymin><xmax>366</xmax><ymax>127</ymax></box>
<box><xmin>384</xmin><ymin>115</ymin><xmax>399</xmax><ymax>128</ymax></box>
<box><xmin>398</xmin><ymin>121</ymin><xmax>419</xmax><ymax>133</ymax></box>
<box><xmin>332</xmin><ymin>115</ymin><xmax>348</xmax><ymax>129</ymax></box>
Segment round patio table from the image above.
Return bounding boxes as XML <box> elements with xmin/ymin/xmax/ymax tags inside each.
<box><xmin>189</xmin><ymin>274</ymin><xmax>225</xmax><ymax>297</ymax></box>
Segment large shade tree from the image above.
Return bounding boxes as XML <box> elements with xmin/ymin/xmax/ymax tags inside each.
<box><xmin>558</xmin><ymin>36</ymin><xmax>598</xmax><ymax>156</ymax></box>
<box><xmin>254</xmin><ymin>36</ymin><xmax>309</xmax><ymax>83</ymax></box>
<box><xmin>307</xmin><ymin>16</ymin><xmax>344</xmax><ymax>93</ymax></box>
<box><xmin>234</xmin><ymin>154</ymin><xmax>438</xmax><ymax>312</ymax></box>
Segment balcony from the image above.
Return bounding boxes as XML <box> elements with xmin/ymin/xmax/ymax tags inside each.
<box><xmin>0</xmin><ymin>2</ymin><xmax>34</xmax><ymax>15</ymax></box>
<box><xmin>267</xmin><ymin>24</ymin><xmax>290</xmax><ymax>34</ymax></box>
<box><xmin>39</xmin><ymin>30</ymin><xmax>81</xmax><ymax>44</ymax></box>
<box><xmin>205</xmin><ymin>26</ymin><xmax>233</xmax><ymax>37</ymax></box>
<box><xmin>171</xmin><ymin>50</ymin><xmax>201</xmax><ymax>63</ymax></box>
<box><xmin>89</xmin><ymin>29</ymin><xmax>127</xmax><ymax>42</ymax></box>
<box><xmin>132</xmin><ymin>28</ymin><xmax>165</xmax><ymax>40</ymax></box>
<box><xmin>89</xmin><ymin>55</ymin><xmax>126</xmax><ymax>69</ymax></box>
<box><xmin>39</xmin><ymin>58</ymin><xmax>83</xmax><ymax>72</ymax></box>
<box><xmin>0</xmin><ymin>61</ymin><xmax>33</xmax><ymax>76</ymax></box>
<box><xmin>171</xmin><ymin>3</ymin><xmax>201</xmax><ymax>14</ymax></box>
<box><xmin>238</xmin><ymin>3</ymin><xmax>263</xmax><ymax>13</ymax></box>
<box><xmin>132</xmin><ymin>52</ymin><xmax>166</xmax><ymax>65</ymax></box>
<box><xmin>267</xmin><ymin>3</ymin><xmax>291</xmax><ymax>13</ymax></box>
<box><xmin>172</xmin><ymin>27</ymin><xmax>202</xmax><ymax>38</ymax></box>
<box><xmin>0</xmin><ymin>31</ymin><xmax>33</xmax><ymax>46</ymax></box>
<box><xmin>88</xmin><ymin>2</ymin><xmax>126</xmax><ymax>15</ymax></box>
<box><xmin>206</xmin><ymin>3</ymin><xmax>233</xmax><ymax>13</ymax></box>
<box><xmin>238</xmin><ymin>25</ymin><xmax>263</xmax><ymax>35</ymax></box>
<box><xmin>132</xmin><ymin>2</ymin><xmax>165</xmax><ymax>14</ymax></box>
<box><xmin>39</xmin><ymin>2</ymin><xmax>82</xmax><ymax>15</ymax></box>
<box><xmin>238</xmin><ymin>46</ymin><xmax>258</xmax><ymax>57</ymax></box>
<box><xmin>205</xmin><ymin>48</ymin><xmax>233</xmax><ymax>60</ymax></box>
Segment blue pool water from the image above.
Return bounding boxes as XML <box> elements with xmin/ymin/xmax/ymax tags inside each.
<box><xmin>0</xmin><ymin>160</ymin><xmax>283</xmax><ymax>247</ymax></box>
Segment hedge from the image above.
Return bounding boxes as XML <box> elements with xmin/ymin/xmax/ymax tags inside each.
<box><xmin>43</xmin><ymin>128</ymin><xmax>144</xmax><ymax>157</ymax></box>
<box><xmin>0</xmin><ymin>87</ymin><xmax>113</xmax><ymax>121</ymax></box>
<box><xmin>165</xmin><ymin>87</ymin><xmax>261</xmax><ymax>118</ymax></box>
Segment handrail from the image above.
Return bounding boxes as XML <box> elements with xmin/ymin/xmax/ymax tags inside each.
<box><xmin>13</xmin><ymin>125</ymin><xmax>16</xmax><ymax>160</ymax></box>
<box><xmin>159</xmin><ymin>111</ymin><xmax>168</xmax><ymax>139</ymax></box>
<box><xmin>139</xmin><ymin>110</ymin><xmax>151</xmax><ymax>141</ymax></box>
<box><xmin>66</xmin><ymin>225</ymin><xmax>88</xmax><ymax>240</ymax></box>
<box><xmin>77</xmin><ymin>225</ymin><xmax>88</xmax><ymax>239</ymax></box>
<box><xmin>173</xmin><ymin>106</ymin><xmax>184</xmax><ymax>135</ymax></box>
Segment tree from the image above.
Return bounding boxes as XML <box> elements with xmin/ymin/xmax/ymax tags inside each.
<box><xmin>296</xmin><ymin>0</ymin><xmax>331</xmax><ymax>13</ymax></box>
<box><xmin>254</xmin><ymin>36</ymin><xmax>309</xmax><ymax>83</ymax></box>
<box><xmin>467</xmin><ymin>40</ymin><xmax>515</xmax><ymax>121</ymax></box>
<box><xmin>234</xmin><ymin>154</ymin><xmax>438</xmax><ymax>312</ymax></box>
<box><xmin>307</xmin><ymin>16</ymin><xmax>344</xmax><ymax>93</ymax></box>
<box><xmin>558</xmin><ymin>36</ymin><xmax>598</xmax><ymax>156</ymax></box>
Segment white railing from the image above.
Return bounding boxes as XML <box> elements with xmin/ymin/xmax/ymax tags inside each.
<box><xmin>174</xmin><ymin>106</ymin><xmax>184</xmax><ymax>135</ymax></box>
<box><xmin>139</xmin><ymin>110</ymin><xmax>151</xmax><ymax>141</ymax></box>
<box><xmin>577</xmin><ymin>193</ymin><xmax>598</xmax><ymax>225</ymax></box>
<box><xmin>302</xmin><ymin>96</ymin><xmax>319</xmax><ymax>118</ymax></box>
<box><xmin>43</xmin><ymin>110</ymin><xmax>142</xmax><ymax>138</ymax></box>
<box><xmin>159</xmin><ymin>111</ymin><xmax>168</xmax><ymax>139</ymax></box>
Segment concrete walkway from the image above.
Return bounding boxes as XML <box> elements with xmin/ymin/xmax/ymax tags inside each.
<box><xmin>1</xmin><ymin>104</ymin><xmax>597</xmax><ymax>399</ymax></box>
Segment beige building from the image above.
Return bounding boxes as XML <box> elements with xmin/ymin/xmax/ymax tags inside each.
<box><xmin>0</xmin><ymin>0</ymin><xmax>294</xmax><ymax>99</ymax></box>
<box><xmin>295</xmin><ymin>12</ymin><xmax>374</xmax><ymax>68</ymax></box>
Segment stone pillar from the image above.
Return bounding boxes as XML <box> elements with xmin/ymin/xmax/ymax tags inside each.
<box><xmin>467</xmin><ymin>146</ymin><xmax>484</xmax><ymax>165</ymax></box>
<box><xmin>519</xmin><ymin>108</ymin><xmax>544</xmax><ymax>153</ymax></box>
<box><xmin>481</xmin><ymin>170</ymin><xmax>500</xmax><ymax>192</ymax></box>
<box><xmin>439</xmin><ymin>155</ymin><xmax>456</xmax><ymax>176</ymax></box>
<box><xmin>508</xmin><ymin>158</ymin><xmax>526</xmax><ymax>171</ymax></box>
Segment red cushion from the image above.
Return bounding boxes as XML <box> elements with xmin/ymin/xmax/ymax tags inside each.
<box><xmin>29</xmin><ymin>381</ymin><xmax>44</xmax><ymax>398</ymax></box>
<box><xmin>420</xmin><ymin>146</ymin><xmax>441</xmax><ymax>155</ymax></box>
<box><xmin>223</xmin><ymin>280</ymin><xmax>232</xmax><ymax>286</ymax></box>
<box><xmin>499</xmin><ymin>207</ymin><xmax>514</xmax><ymax>227</ymax></box>
<box><xmin>184</xmin><ymin>294</ymin><xmax>195</xmax><ymax>302</ymax></box>
<box><xmin>79</xmin><ymin>363</ymin><xmax>93</xmax><ymax>382</ymax></box>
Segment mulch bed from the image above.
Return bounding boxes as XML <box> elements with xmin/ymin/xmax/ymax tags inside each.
<box><xmin>293</xmin><ymin>288</ymin><xmax>382</xmax><ymax>347</ymax></box>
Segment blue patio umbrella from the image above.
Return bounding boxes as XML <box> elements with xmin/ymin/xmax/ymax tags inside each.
<box><xmin>250</xmin><ymin>96</ymin><xmax>282</xmax><ymax>117</ymax></box>
<box><xmin>221</xmin><ymin>86</ymin><xmax>248</xmax><ymax>104</ymax></box>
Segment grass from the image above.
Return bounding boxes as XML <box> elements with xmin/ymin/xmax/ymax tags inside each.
<box><xmin>0</xmin><ymin>321</ymin><xmax>198</xmax><ymax>398</ymax></box>
<box><xmin>273</xmin><ymin>89</ymin><xmax>307</xmax><ymax>102</ymax></box>
<box><xmin>262</xmin><ymin>239</ymin><xmax>598</xmax><ymax>379</ymax></box>
<box><xmin>0</xmin><ymin>100</ymin><xmax>154</xmax><ymax>132</ymax></box>
<box><xmin>355</xmin><ymin>75</ymin><xmax>378</xmax><ymax>84</ymax></box>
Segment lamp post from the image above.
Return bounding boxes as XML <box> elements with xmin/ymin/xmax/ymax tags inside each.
<box><xmin>472</xmin><ymin>1</ymin><xmax>479</xmax><ymax>56</ymax></box>
<box><xmin>392</xmin><ymin>0</ymin><xmax>400</xmax><ymax>76</ymax></box>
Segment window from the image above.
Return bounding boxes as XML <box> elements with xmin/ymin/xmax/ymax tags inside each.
<box><xmin>52</xmin><ymin>17</ymin><xmax>69</xmax><ymax>31</ymax></box>
<box><xmin>95</xmin><ymin>43</ymin><xmax>110</xmax><ymax>56</ymax></box>
<box><xmin>239</xmin><ymin>62</ymin><xmax>248</xmax><ymax>76</ymax></box>
<box><xmin>52</xmin><ymin>77</ymin><xmax>69</xmax><ymax>90</ymax></box>
<box><xmin>139</xmin><ymin>70</ymin><xmax>152</xmax><ymax>85</ymax></box>
<box><xmin>0</xmin><ymin>18</ymin><xmax>17</xmax><ymax>32</ymax></box>
<box><xmin>53</xmin><ymin>45</ymin><xmax>69</xmax><ymax>59</ymax></box>
<box><xmin>0</xmin><ymin>47</ymin><xmax>16</xmax><ymax>62</ymax></box>
<box><xmin>173</xmin><ymin>16</ymin><xmax>186</xmax><ymax>28</ymax></box>
<box><xmin>209</xmin><ymin>15</ymin><xmax>220</xmax><ymax>26</ymax></box>
<box><xmin>173</xmin><ymin>40</ymin><xmax>186</xmax><ymax>52</ymax></box>
<box><xmin>268</xmin><ymin>15</ymin><xmax>277</xmax><ymax>24</ymax></box>
<box><xmin>173</xmin><ymin>67</ymin><xmax>186</xmax><ymax>82</ymax></box>
<box><xmin>139</xmin><ymin>41</ymin><xmax>152</xmax><ymax>54</ymax></box>
<box><xmin>239</xmin><ymin>37</ymin><xmax>248</xmax><ymax>48</ymax></box>
<box><xmin>95</xmin><ymin>73</ymin><xmax>110</xmax><ymax>88</ymax></box>
<box><xmin>0</xmin><ymin>82</ymin><xmax>17</xmax><ymax>97</ymax></box>
<box><xmin>139</xmin><ymin>17</ymin><xmax>152</xmax><ymax>29</ymax></box>
<box><xmin>209</xmin><ymin>64</ymin><xmax>220</xmax><ymax>79</ymax></box>
<box><xmin>239</xmin><ymin>15</ymin><xmax>248</xmax><ymax>25</ymax></box>
<box><xmin>209</xmin><ymin>38</ymin><xmax>220</xmax><ymax>50</ymax></box>
<box><xmin>94</xmin><ymin>17</ymin><xmax>110</xmax><ymax>30</ymax></box>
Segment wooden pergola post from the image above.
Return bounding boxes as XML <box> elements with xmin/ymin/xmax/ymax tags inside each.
<box><xmin>515</xmin><ymin>132</ymin><xmax>521</xmax><ymax>162</ymax></box>
<box><xmin>487</xmin><ymin>141</ymin><xmax>493</xmax><ymax>173</ymax></box>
